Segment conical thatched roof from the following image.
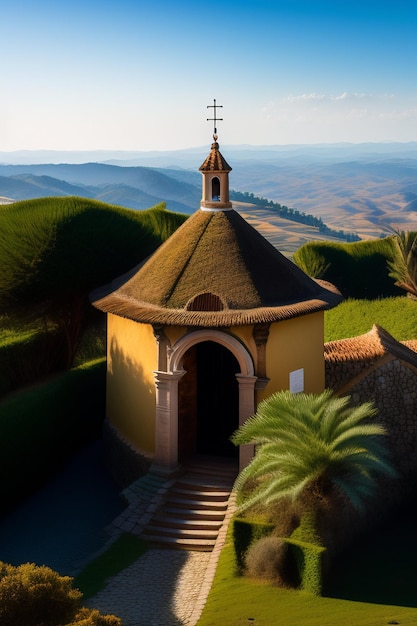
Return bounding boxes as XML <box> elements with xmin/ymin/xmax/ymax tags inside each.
<box><xmin>91</xmin><ymin>208</ymin><xmax>342</xmax><ymax>327</ymax></box>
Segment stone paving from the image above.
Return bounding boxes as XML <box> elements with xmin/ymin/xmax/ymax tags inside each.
<box><xmin>85</xmin><ymin>472</ymin><xmax>237</xmax><ymax>626</ymax></box>
<box><xmin>86</xmin><ymin>548</ymin><xmax>211</xmax><ymax>626</ymax></box>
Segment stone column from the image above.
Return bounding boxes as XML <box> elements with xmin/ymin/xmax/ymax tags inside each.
<box><xmin>235</xmin><ymin>374</ymin><xmax>258</xmax><ymax>470</ymax></box>
<box><xmin>152</xmin><ymin>369</ymin><xmax>186</xmax><ymax>475</ymax></box>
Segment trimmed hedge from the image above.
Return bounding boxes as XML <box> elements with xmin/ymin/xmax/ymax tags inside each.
<box><xmin>294</xmin><ymin>237</ymin><xmax>402</xmax><ymax>299</ymax></box>
<box><xmin>284</xmin><ymin>537</ymin><xmax>326</xmax><ymax>595</ymax></box>
<box><xmin>0</xmin><ymin>358</ymin><xmax>106</xmax><ymax>512</ymax></box>
<box><xmin>232</xmin><ymin>517</ymin><xmax>275</xmax><ymax>573</ymax></box>
<box><xmin>233</xmin><ymin>516</ymin><xmax>326</xmax><ymax>595</ymax></box>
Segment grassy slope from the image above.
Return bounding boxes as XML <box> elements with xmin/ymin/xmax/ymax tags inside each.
<box><xmin>325</xmin><ymin>296</ymin><xmax>417</xmax><ymax>342</ymax></box>
<box><xmin>0</xmin><ymin>196</ymin><xmax>187</xmax><ymax>302</ymax></box>
<box><xmin>198</xmin><ymin>540</ymin><xmax>417</xmax><ymax>626</ymax></box>
<box><xmin>74</xmin><ymin>534</ymin><xmax>147</xmax><ymax>599</ymax></box>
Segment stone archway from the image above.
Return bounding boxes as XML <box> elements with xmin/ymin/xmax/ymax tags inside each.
<box><xmin>153</xmin><ymin>330</ymin><xmax>257</xmax><ymax>473</ymax></box>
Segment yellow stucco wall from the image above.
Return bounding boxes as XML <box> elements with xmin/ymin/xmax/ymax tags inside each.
<box><xmin>165</xmin><ymin>326</ymin><xmax>188</xmax><ymax>347</ymax></box>
<box><xmin>105</xmin><ymin>312</ymin><xmax>325</xmax><ymax>454</ymax></box>
<box><xmin>106</xmin><ymin>314</ymin><xmax>157</xmax><ymax>454</ymax></box>
<box><xmin>258</xmin><ymin>311</ymin><xmax>325</xmax><ymax>402</ymax></box>
<box><xmin>231</xmin><ymin>325</ymin><xmax>257</xmax><ymax>362</ymax></box>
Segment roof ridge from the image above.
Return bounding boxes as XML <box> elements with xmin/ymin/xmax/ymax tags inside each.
<box><xmin>162</xmin><ymin>211</ymin><xmax>214</xmax><ymax>306</ymax></box>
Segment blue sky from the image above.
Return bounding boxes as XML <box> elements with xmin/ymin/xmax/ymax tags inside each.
<box><xmin>2</xmin><ymin>0</ymin><xmax>417</xmax><ymax>151</ymax></box>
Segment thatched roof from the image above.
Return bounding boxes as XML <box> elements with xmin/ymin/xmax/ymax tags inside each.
<box><xmin>91</xmin><ymin>208</ymin><xmax>342</xmax><ymax>327</ymax></box>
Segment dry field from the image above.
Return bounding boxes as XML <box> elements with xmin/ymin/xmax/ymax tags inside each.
<box><xmin>235</xmin><ymin>202</ymin><xmax>356</xmax><ymax>256</ymax></box>
<box><xmin>231</xmin><ymin>159</ymin><xmax>417</xmax><ymax>242</ymax></box>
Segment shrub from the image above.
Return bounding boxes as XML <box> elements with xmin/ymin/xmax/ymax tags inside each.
<box><xmin>69</xmin><ymin>608</ymin><xmax>122</xmax><ymax>625</ymax></box>
<box><xmin>0</xmin><ymin>562</ymin><xmax>122</xmax><ymax>626</ymax></box>
<box><xmin>284</xmin><ymin>538</ymin><xmax>326</xmax><ymax>596</ymax></box>
<box><xmin>0</xmin><ymin>562</ymin><xmax>81</xmax><ymax>626</ymax></box>
<box><xmin>232</xmin><ymin>518</ymin><xmax>274</xmax><ymax>573</ymax></box>
<box><xmin>293</xmin><ymin>237</ymin><xmax>400</xmax><ymax>299</ymax></box>
<box><xmin>244</xmin><ymin>536</ymin><xmax>299</xmax><ymax>588</ymax></box>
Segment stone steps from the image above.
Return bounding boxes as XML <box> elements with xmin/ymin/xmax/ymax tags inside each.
<box><xmin>140</xmin><ymin>457</ymin><xmax>237</xmax><ymax>551</ymax></box>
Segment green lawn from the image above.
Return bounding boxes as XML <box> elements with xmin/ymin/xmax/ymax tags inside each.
<box><xmin>74</xmin><ymin>533</ymin><xmax>147</xmax><ymax>599</ymax></box>
<box><xmin>197</xmin><ymin>539</ymin><xmax>417</xmax><ymax>626</ymax></box>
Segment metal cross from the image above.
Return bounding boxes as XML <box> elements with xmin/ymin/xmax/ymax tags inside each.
<box><xmin>207</xmin><ymin>98</ymin><xmax>223</xmax><ymax>136</ymax></box>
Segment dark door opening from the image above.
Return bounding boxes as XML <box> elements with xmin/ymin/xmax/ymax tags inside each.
<box><xmin>178</xmin><ymin>341</ymin><xmax>240</xmax><ymax>460</ymax></box>
<box><xmin>196</xmin><ymin>341</ymin><xmax>239</xmax><ymax>458</ymax></box>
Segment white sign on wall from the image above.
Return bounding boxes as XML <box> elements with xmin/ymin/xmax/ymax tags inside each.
<box><xmin>290</xmin><ymin>368</ymin><xmax>304</xmax><ymax>393</ymax></box>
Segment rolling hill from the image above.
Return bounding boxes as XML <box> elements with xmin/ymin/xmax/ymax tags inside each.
<box><xmin>2</xmin><ymin>143</ymin><xmax>417</xmax><ymax>246</ymax></box>
<box><xmin>0</xmin><ymin>163</ymin><xmax>201</xmax><ymax>214</ymax></box>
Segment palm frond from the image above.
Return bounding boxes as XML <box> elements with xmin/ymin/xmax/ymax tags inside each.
<box><xmin>233</xmin><ymin>389</ymin><xmax>396</xmax><ymax>515</ymax></box>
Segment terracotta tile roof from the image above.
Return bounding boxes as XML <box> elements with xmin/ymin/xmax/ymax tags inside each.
<box><xmin>199</xmin><ymin>142</ymin><xmax>232</xmax><ymax>172</ymax></box>
<box><xmin>91</xmin><ymin>208</ymin><xmax>342</xmax><ymax>327</ymax></box>
<box><xmin>325</xmin><ymin>324</ymin><xmax>417</xmax><ymax>367</ymax></box>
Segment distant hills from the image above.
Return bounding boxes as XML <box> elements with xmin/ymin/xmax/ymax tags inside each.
<box><xmin>0</xmin><ymin>163</ymin><xmax>201</xmax><ymax>214</ymax></box>
<box><xmin>1</xmin><ymin>142</ymin><xmax>417</xmax><ymax>241</ymax></box>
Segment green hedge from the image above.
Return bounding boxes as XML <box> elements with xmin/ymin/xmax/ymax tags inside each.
<box><xmin>233</xmin><ymin>515</ymin><xmax>326</xmax><ymax>595</ymax></box>
<box><xmin>0</xmin><ymin>358</ymin><xmax>106</xmax><ymax>512</ymax></box>
<box><xmin>294</xmin><ymin>237</ymin><xmax>401</xmax><ymax>299</ymax></box>
<box><xmin>284</xmin><ymin>537</ymin><xmax>326</xmax><ymax>595</ymax></box>
<box><xmin>232</xmin><ymin>517</ymin><xmax>275</xmax><ymax>573</ymax></box>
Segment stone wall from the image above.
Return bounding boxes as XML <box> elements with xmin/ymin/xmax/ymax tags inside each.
<box><xmin>324</xmin><ymin>325</ymin><xmax>417</xmax><ymax>545</ymax></box>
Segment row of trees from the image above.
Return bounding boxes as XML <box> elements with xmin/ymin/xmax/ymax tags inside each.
<box><xmin>230</xmin><ymin>190</ymin><xmax>360</xmax><ymax>242</ymax></box>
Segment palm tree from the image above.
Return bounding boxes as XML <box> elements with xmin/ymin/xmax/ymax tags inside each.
<box><xmin>387</xmin><ymin>230</ymin><xmax>417</xmax><ymax>298</ymax></box>
<box><xmin>231</xmin><ymin>389</ymin><xmax>396</xmax><ymax>520</ymax></box>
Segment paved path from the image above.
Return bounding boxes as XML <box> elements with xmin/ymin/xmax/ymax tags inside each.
<box><xmin>86</xmin><ymin>548</ymin><xmax>211</xmax><ymax>626</ymax></box>
<box><xmin>85</xmin><ymin>474</ymin><xmax>236</xmax><ymax>625</ymax></box>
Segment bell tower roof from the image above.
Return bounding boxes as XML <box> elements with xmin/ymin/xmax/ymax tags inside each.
<box><xmin>199</xmin><ymin>99</ymin><xmax>232</xmax><ymax>211</ymax></box>
<box><xmin>199</xmin><ymin>140</ymin><xmax>232</xmax><ymax>172</ymax></box>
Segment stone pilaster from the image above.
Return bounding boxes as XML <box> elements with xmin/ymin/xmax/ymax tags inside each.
<box><xmin>235</xmin><ymin>373</ymin><xmax>258</xmax><ymax>470</ymax></box>
<box><xmin>152</xmin><ymin>369</ymin><xmax>186</xmax><ymax>474</ymax></box>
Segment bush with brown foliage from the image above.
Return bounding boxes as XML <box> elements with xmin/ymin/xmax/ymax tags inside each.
<box><xmin>244</xmin><ymin>536</ymin><xmax>299</xmax><ymax>588</ymax></box>
<box><xmin>0</xmin><ymin>562</ymin><xmax>122</xmax><ymax>626</ymax></box>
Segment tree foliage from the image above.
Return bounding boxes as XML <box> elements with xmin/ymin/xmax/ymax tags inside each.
<box><xmin>0</xmin><ymin>562</ymin><xmax>121</xmax><ymax>626</ymax></box>
<box><xmin>232</xmin><ymin>389</ymin><xmax>396</xmax><ymax>516</ymax></box>
<box><xmin>387</xmin><ymin>230</ymin><xmax>417</xmax><ymax>297</ymax></box>
<box><xmin>293</xmin><ymin>237</ymin><xmax>400</xmax><ymax>298</ymax></box>
<box><xmin>0</xmin><ymin>197</ymin><xmax>186</xmax><ymax>367</ymax></box>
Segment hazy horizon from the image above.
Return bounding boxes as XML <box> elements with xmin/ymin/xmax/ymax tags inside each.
<box><xmin>2</xmin><ymin>1</ymin><xmax>417</xmax><ymax>152</ymax></box>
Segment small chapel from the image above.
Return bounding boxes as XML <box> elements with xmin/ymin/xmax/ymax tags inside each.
<box><xmin>91</xmin><ymin>102</ymin><xmax>342</xmax><ymax>477</ymax></box>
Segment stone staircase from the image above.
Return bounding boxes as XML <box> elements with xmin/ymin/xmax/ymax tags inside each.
<box><xmin>140</xmin><ymin>457</ymin><xmax>238</xmax><ymax>551</ymax></box>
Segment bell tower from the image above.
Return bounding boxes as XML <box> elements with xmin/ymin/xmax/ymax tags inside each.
<box><xmin>199</xmin><ymin>99</ymin><xmax>232</xmax><ymax>211</ymax></box>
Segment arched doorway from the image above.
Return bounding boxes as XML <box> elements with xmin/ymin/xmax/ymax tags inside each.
<box><xmin>153</xmin><ymin>329</ymin><xmax>256</xmax><ymax>472</ymax></box>
<box><xmin>178</xmin><ymin>341</ymin><xmax>239</xmax><ymax>461</ymax></box>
